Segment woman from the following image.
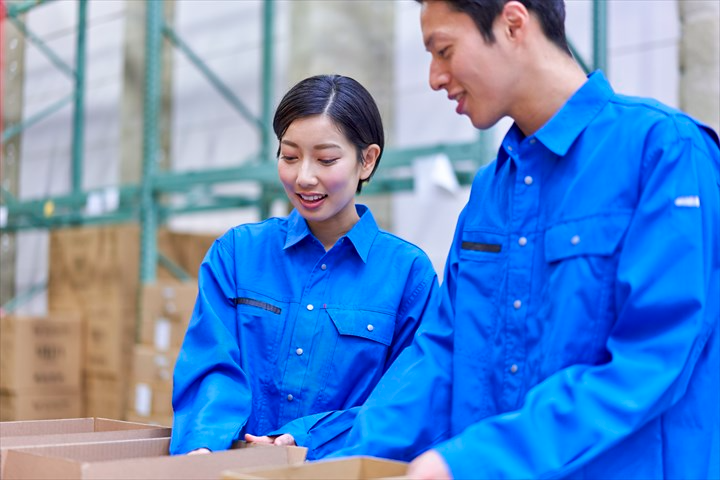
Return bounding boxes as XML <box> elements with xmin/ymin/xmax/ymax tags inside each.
<box><xmin>170</xmin><ymin>75</ymin><xmax>439</xmax><ymax>459</ymax></box>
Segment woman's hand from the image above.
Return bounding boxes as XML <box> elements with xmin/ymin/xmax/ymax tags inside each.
<box><xmin>187</xmin><ymin>448</ymin><xmax>211</xmax><ymax>455</ymax></box>
<box><xmin>245</xmin><ymin>433</ymin><xmax>297</xmax><ymax>446</ymax></box>
<box><xmin>407</xmin><ymin>450</ymin><xmax>452</xmax><ymax>480</ymax></box>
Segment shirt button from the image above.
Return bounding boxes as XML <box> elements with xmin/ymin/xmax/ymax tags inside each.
<box><xmin>295</xmin><ymin>348</ymin><xmax>303</xmax><ymax>356</ymax></box>
<box><xmin>513</xmin><ymin>299</ymin><xmax>522</xmax><ymax>310</ymax></box>
<box><xmin>529</xmin><ymin>138</ymin><xmax>536</xmax><ymax>144</ymax></box>
<box><xmin>320</xmin><ymin>264</ymin><xmax>327</xmax><ymax>270</ymax></box>
<box><xmin>367</xmin><ymin>324</ymin><xmax>374</xmax><ymax>332</ymax></box>
<box><xmin>518</xmin><ymin>237</ymin><xmax>527</xmax><ymax>247</ymax></box>
<box><xmin>306</xmin><ymin>304</ymin><xmax>314</xmax><ymax>311</ymax></box>
<box><xmin>287</xmin><ymin>394</ymin><xmax>294</xmax><ymax>402</ymax></box>
<box><xmin>507</xmin><ymin>145</ymin><xmax>513</xmax><ymax>152</ymax></box>
<box><xmin>510</xmin><ymin>364</ymin><xmax>519</xmax><ymax>374</ymax></box>
<box><xmin>524</xmin><ymin>176</ymin><xmax>533</xmax><ymax>186</ymax></box>
<box><xmin>571</xmin><ymin>235</ymin><xmax>581</xmax><ymax>245</ymax></box>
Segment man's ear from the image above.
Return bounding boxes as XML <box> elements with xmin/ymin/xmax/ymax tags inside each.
<box><xmin>360</xmin><ymin>144</ymin><xmax>381</xmax><ymax>180</ymax></box>
<box><xmin>499</xmin><ymin>0</ymin><xmax>531</xmax><ymax>41</ymax></box>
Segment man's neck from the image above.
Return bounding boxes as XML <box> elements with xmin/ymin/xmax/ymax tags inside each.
<box><xmin>511</xmin><ymin>52</ymin><xmax>588</xmax><ymax>137</ymax></box>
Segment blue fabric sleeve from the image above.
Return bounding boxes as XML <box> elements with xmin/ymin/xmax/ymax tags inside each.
<box><xmin>435</xmin><ymin>121</ymin><xmax>720</xmax><ymax>478</ymax></box>
<box><xmin>169</xmin><ymin>235</ymin><xmax>252</xmax><ymax>454</ymax></box>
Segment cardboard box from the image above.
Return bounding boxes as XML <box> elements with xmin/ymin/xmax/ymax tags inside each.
<box><xmin>222</xmin><ymin>456</ymin><xmax>409</xmax><ymax>480</ymax></box>
<box><xmin>0</xmin><ymin>314</ymin><xmax>82</xmax><ymax>391</ymax></box>
<box><xmin>140</xmin><ymin>283</ymin><xmax>196</xmax><ymax>351</ymax></box>
<box><xmin>0</xmin><ymin>390</ymin><xmax>82</xmax><ymax>422</ymax></box>
<box><xmin>0</xmin><ymin>418</ymin><xmax>172</xmax><ymax>478</ymax></box>
<box><xmin>128</xmin><ymin>380</ymin><xmax>173</xmax><ymax>419</ymax></box>
<box><xmin>3</xmin><ymin>439</ymin><xmax>307</xmax><ymax>480</ymax></box>
<box><xmin>48</xmin><ymin>225</ymin><xmax>140</xmax><ymax>314</ymax></box>
<box><xmin>132</xmin><ymin>345</ymin><xmax>179</xmax><ymax>384</ymax></box>
<box><xmin>84</xmin><ymin>374</ymin><xmax>128</xmax><ymax>420</ymax></box>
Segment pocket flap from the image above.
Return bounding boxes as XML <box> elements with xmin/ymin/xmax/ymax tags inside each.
<box><xmin>544</xmin><ymin>213</ymin><xmax>632</xmax><ymax>263</ymax></box>
<box><xmin>326</xmin><ymin>308</ymin><xmax>395</xmax><ymax>346</ymax></box>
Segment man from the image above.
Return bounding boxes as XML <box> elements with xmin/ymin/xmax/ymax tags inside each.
<box><xmin>334</xmin><ymin>1</ymin><xmax>720</xmax><ymax>478</ymax></box>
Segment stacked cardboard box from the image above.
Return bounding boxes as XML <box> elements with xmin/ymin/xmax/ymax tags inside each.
<box><xmin>44</xmin><ymin>224</ymin><xmax>217</xmax><ymax>421</ymax></box>
<box><xmin>0</xmin><ymin>314</ymin><xmax>83</xmax><ymax>421</ymax></box>
<box><xmin>48</xmin><ymin>225</ymin><xmax>140</xmax><ymax>420</ymax></box>
<box><xmin>126</xmin><ymin>281</ymin><xmax>197</xmax><ymax>425</ymax></box>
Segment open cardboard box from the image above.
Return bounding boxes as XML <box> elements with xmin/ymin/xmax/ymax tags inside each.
<box><xmin>0</xmin><ymin>418</ymin><xmax>171</xmax><ymax>478</ymax></box>
<box><xmin>221</xmin><ymin>456</ymin><xmax>409</xmax><ymax>480</ymax></box>
<box><xmin>3</xmin><ymin>437</ymin><xmax>307</xmax><ymax>480</ymax></box>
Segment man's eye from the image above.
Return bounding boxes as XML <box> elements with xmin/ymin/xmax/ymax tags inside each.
<box><xmin>438</xmin><ymin>47</ymin><xmax>449</xmax><ymax>58</ymax></box>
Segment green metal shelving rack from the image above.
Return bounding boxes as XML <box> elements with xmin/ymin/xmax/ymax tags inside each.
<box><xmin>0</xmin><ymin>0</ymin><xmax>607</xmax><ymax>311</ymax></box>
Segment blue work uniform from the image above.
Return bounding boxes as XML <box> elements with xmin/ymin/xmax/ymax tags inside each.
<box><xmin>169</xmin><ymin>204</ymin><xmax>439</xmax><ymax>456</ymax></box>
<box><xmin>338</xmin><ymin>72</ymin><xmax>720</xmax><ymax>478</ymax></box>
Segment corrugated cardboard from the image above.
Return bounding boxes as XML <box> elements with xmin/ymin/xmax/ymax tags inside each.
<box><xmin>3</xmin><ymin>439</ymin><xmax>307</xmax><ymax>480</ymax></box>
<box><xmin>0</xmin><ymin>314</ymin><xmax>82</xmax><ymax>391</ymax></box>
<box><xmin>221</xmin><ymin>456</ymin><xmax>409</xmax><ymax>480</ymax></box>
<box><xmin>0</xmin><ymin>418</ymin><xmax>171</xmax><ymax>478</ymax></box>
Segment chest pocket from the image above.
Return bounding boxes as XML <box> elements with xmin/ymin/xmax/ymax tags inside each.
<box><xmin>538</xmin><ymin>213</ymin><xmax>632</xmax><ymax>372</ymax></box>
<box><xmin>317</xmin><ymin>308</ymin><xmax>395</xmax><ymax>408</ymax></box>
<box><xmin>544</xmin><ymin>213</ymin><xmax>632</xmax><ymax>262</ymax></box>
<box><xmin>235</xmin><ymin>289</ymin><xmax>287</xmax><ymax>363</ymax></box>
<box><xmin>326</xmin><ymin>308</ymin><xmax>394</xmax><ymax>346</ymax></box>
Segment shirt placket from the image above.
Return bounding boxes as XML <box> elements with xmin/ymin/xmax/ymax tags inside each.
<box><xmin>278</xmin><ymin>252</ymin><xmax>331</xmax><ymax>424</ymax></box>
<box><xmin>502</xmin><ymin>139</ymin><xmax>542</xmax><ymax>410</ymax></box>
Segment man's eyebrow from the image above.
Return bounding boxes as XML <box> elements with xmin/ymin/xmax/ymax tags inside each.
<box><xmin>424</xmin><ymin>33</ymin><xmax>435</xmax><ymax>51</ymax></box>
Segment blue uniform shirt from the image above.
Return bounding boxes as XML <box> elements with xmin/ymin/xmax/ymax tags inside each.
<box><xmin>169</xmin><ymin>204</ymin><xmax>439</xmax><ymax>455</ymax></box>
<box><xmin>338</xmin><ymin>72</ymin><xmax>720</xmax><ymax>478</ymax></box>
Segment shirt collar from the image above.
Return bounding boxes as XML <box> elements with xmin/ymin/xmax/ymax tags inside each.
<box><xmin>496</xmin><ymin>70</ymin><xmax>614</xmax><ymax>172</ymax></box>
<box><xmin>283</xmin><ymin>204</ymin><xmax>378</xmax><ymax>263</ymax></box>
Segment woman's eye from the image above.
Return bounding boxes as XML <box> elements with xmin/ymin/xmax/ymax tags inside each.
<box><xmin>280</xmin><ymin>155</ymin><xmax>297</xmax><ymax>162</ymax></box>
<box><xmin>319</xmin><ymin>158</ymin><xmax>338</xmax><ymax>166</ymax></box>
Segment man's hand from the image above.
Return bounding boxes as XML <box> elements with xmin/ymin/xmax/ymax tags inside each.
<box><xmin>245</xmin><ymin>433</ymin><xmax>297</xmax><ymax>446</ymax></box>
<box><xmin>187</xmin><ymin>448</ymin><xmax>211</xmax><ymax>455</ymax></box>
<box><xmin>407</xmin><ymin>450</ymin><xmax>452</xmax><ymax>480</ymax></box>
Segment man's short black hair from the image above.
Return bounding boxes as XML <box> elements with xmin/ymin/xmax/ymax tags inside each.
<box><xmin>418</xmin><ymin>0</ymin><xmax>571</xmax><ymax>56</ymax></box>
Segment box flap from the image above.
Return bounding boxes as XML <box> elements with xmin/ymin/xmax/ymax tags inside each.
<box><xmin>222</xmin><ymin>456</ymin><xmax>408</xmax><ymax>480</ymax></box>
<box><xmin>0</xmin><ymin>419</ymin><xmax>94</xmax><ymax>437</ymax></box>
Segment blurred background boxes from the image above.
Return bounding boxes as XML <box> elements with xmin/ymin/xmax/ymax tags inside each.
<box><xmin>0</xmin><ymin>314</ymin><xmax>83</xmax><ymax>421</ymax></box>
<box><xmin>31</xmin><ymin>224</ymin><xmax>212</xmax><ymax>421</ymax></box>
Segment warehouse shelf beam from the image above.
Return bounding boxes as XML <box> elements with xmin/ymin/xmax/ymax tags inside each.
<box><xmin>140</xmin><ymin>0</ymin><xmax>163</xmax><ymax>285</ymax></box>
<box><xmin>593</xmin><ymin>0</ymin><xmax>608</xmax><ymax>74</ymax></box>
<box><xmin>6</xmin><ymin>16</ymin><xmax>75</xmax><ymax>78</ymax></box>
<box><xmin>1</xmin><ymin>93</ymin><xmax>73</xmax><ymax>143</ymax></box>
<box><xmin>6</xmin><ymin>0</ymin><xmax>55</xmax><ymax>17</ymax></box>
<box><xmin>71</xmin><ymin>0</ymin><xmax>88</xmax><ymax>195</ymax></box>
<box><xmin>1</xmin><ymin>139</ymin><xmax>482</xmax><ymax>231</ymax></box>
<box><xmin>161</xmin><ymin>23</ymin><xmax>265</xmax><ymax>132</ymax></box>
<box><xmin>158</xmin><ymin>253</ymin><xmax>192</xmax><ymax>282</ymax></box>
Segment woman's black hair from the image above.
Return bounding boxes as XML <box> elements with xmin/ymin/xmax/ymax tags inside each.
<box><xmin>273</xmin><ymin>74</ymin><xmax>385</xmax><ymax>193</ymax></box>
<box><xmin>418</xmin><ymin>0</ymin><xmax>571</xmax><ymax>56</ymax></box>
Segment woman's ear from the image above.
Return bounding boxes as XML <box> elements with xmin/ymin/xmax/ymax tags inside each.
<box><xmin>360</xmin><ymin>144</ymin><xmax>381</xmax><ymax>180</ymax></box>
